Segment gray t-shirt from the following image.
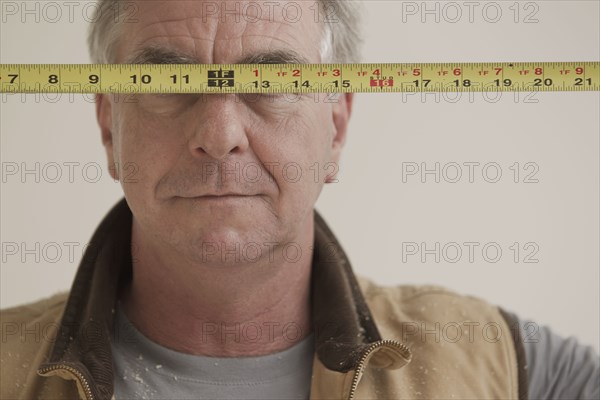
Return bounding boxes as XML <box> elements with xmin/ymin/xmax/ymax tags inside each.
<box><xmin>110</xmin><ymin>302</ymin><xmax>314</xmax><ymax>400</ymax></box>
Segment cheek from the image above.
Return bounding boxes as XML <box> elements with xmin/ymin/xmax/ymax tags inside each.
<box><xmin>257</xmin><ymin>103</ymin><xmax>333</xmax><ymax>199</ymax></box>
<box><xmin>289</xmin><ymin>102</ymin><xmax>334</xmax><ymax>165</ymax></box>
<box><xmin>114</xmin><ymin>105</ymin><xmax>184</xmax><ymax>197</ymax></box>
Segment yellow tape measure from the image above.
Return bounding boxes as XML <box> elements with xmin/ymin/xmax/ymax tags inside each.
<box><xmin>1</xmin><ymin>62</ymin><xmax>599</xmax><ymax>93</ymax></box>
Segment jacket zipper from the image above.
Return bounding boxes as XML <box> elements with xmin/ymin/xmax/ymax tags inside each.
<box><xmin>347</xmin><ymin>339</ymin><xmax>412</xmax><ymax>400</ymax></box>
<box><xmin>37</xmin><ymin>364</ymin><xmax>94</xmax><ymax>400</ymax></box>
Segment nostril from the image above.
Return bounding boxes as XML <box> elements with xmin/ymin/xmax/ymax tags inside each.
<box><xmin>188</xmin><ymin>115</ymin><xmax>249</xmax><ymax>159</ymax></box>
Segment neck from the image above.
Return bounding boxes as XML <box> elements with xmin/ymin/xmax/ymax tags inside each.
<box><xmin>118</xmin><ymin>215</ymin><xmax>314</xmax><ymax>357</ymax></box>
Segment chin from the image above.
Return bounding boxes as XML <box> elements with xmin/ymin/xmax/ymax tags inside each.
<box><xmin>176</xmin><ymin>222</ymin><xmax>279</xmax><ymax>266</ymax></box>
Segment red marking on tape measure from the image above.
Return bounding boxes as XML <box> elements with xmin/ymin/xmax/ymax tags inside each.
<box><xmin>370</xmin><ymin>79</ymin><xmax>394</xmax><ymax>87</ymax></box>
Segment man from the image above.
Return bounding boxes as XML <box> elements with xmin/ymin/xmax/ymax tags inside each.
<box><xmin>1</xmin><ymin>0</ymin><xmax>598</xmax><ymax>399</ymax></box>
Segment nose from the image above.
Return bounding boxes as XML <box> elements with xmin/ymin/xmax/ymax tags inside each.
<box><xmin>188</xmin><ymin>94</ymin><xmax>249</xmax><ymax>160</ymax></box>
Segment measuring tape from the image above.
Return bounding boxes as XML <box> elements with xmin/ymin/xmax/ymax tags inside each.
<box><xmin>1</xmin><ymin>62</ymin><xmax>598</xmax><ymax>93</ymax></box>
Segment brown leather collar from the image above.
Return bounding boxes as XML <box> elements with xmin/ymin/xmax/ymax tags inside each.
<box><xmin>37</xmin><ymin>197</ymin><xmax>382</xmax><ymax>399</ymax></box>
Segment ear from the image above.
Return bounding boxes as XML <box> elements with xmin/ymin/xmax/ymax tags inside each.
<box><xmin>95</xmin><ymin>94</ymin><xmax>118</xmax><ymax>181</ymax></box>
<box><xmin>326</xmin><ymin>92</ymin><xmax>354</xmax><ymax>183</ymax></box>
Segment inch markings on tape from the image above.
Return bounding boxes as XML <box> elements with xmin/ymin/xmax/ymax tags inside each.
<box><xmin>1</xmin><ymin>62</ymin><xmax>599</xmax><ymax>93</ymax></box>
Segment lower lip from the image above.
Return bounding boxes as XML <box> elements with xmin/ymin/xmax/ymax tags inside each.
<box><xmin>186</xmin><ymin>195</ymin><xmax>253</xmax><ymax>201</ymax></box>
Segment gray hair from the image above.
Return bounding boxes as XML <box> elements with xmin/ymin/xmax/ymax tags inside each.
<box><xmin>87</xmin><ymin>1</ymin><xmax>363</xmax><ymax>64</ymax></box>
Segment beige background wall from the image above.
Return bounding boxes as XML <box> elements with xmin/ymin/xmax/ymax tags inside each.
<box><xmin>1</xmin><ymin>1</ymin><xmax>599</xmax><ymax>351</ymax></box>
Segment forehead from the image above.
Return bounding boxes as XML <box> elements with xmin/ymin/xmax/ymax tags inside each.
<box><xmin>116</xmin><ymin>0</ymin><xmax>326</xmax><ymax>64</ymax></box>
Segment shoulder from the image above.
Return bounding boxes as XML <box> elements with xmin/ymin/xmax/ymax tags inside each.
<box><xmin>355</xmin><ymin>275</ymin><xmax>522</xmax><ymax>356</ymax></box>
<box><xmin>354</xmin><ymin>275</ymin><xmax>519</xmax><ymax>342</ymax></box>
<box><xmin>1</xmin><ymin>291</ymin><xmax>69</xmax><ymax>325</ymax></box>
<box><xmin>356</xmin><ymin>275</ymin><xmax>499</xmax><ymax>314</ymax></box>
<box><xmin>355</xmin><ymin>276</ymin><xmax>526</xmax><ymax>399</ymax></box>
<box><xmin>1</xmin><ymin>292</ymin><xmax>69</xmax><ymax>396</ymax></box>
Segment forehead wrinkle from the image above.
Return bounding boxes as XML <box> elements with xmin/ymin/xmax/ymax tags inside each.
<box><xmin>124</xmin><ymin>35</ymin><xmax>211</xmax><ymax>63</ymax></box>
<box><xmin>133</xmin><ymin>13</ymin><xmax>291</xmax><ymax>41</ymax></box>
<box><xmin>200</xmin><ymin>13</ymin><xmax>293</xmax><ymax>25</ymax></box>
<box><xmin>129</xmin><ymin>33</ymin><xmax>314</xmax><ymax>64</ymax></box>
<box><xmin>125</xmin><ymin>4</ymin><xmax>321</xmax><ymax>64</ymax></box>
<box><xmin>250</xmin><ymin>18</ymin><xmax>321</xmax><ymax>62</ymax></box>
<box><xmin>133</xmin><ymin>17</ymin><xmax>217</xmax><ymax>44</ymax></box>
<box><xmin>213</xmin><ymin>14</ymin><xmax>243</xmax><ymax>63</ymax></box>
<box><xmin>127</xmin><ymin>41</ymin><xmax>313</xmax><ymax>68</ymax></box>
<box><xmin>138</xmin><ymin>1</ymin><xmax>299</xmax><ymax>26</ymax></box>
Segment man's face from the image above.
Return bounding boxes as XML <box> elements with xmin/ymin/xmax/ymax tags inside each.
<box><xmin>97</xmin><ymin>0</ymin><xmax>352</xmax><ymax>265</ymax></box>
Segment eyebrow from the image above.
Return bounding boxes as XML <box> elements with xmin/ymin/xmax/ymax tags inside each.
<box><xmin>125</xmin><ymin>46</ymin><xmax>311</xmax><ymax>65</ymax></box>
